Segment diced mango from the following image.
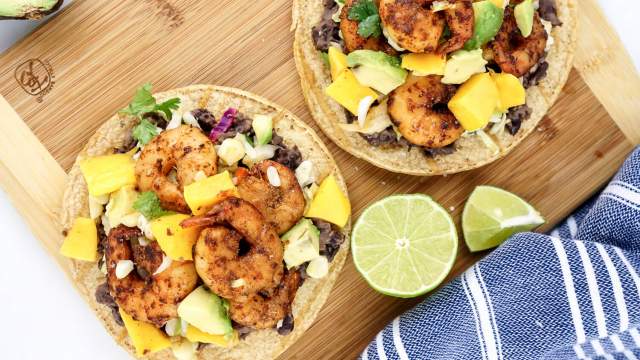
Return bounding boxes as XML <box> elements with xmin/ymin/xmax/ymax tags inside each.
<box><xmin>489</xmin><ymin>0</ymin><xmax>506</xmax><ymax>8</ymax></box>
<box><xmin>325</xmin><ymin>69</ymin><xmax>379</xmax><ymax>115</ymax></box>
<box><xmin>151</xmin><ymin>214</ymin><xmax>202</xmax><ymax>261</ymax></box>
<box><xmin>79</xmin><ymin>153</ymin><xmax>136</xmax><ymax>197</ymax></box>
<box><xmin>328</xmin><ymin>46</ymin><xmax>348</xmax><ymax>81</ymax></box>
<box><xmin>184</xmin><ymin>325</ymin><xmax>238</xmax><ymax>348</ymax></box>
<box><xmin>60</xmin><ymin>217</ymin><xmax>98</xmax><ymax>261</ymax></box>
<box><xmin>305</xmin><ymin>174</ymin><xmax>351</xmax><ymax>228</ymax></box>
<box><xmin>119</xmin><ymin>308</ymin><xmax>171</xmax><ymax>357</ymax></box>
<box><xmin>184</xmin><ymin>171</ymin><xmax>238</xmax><ymax>215</ymax></box>
<box><xmin>448</xmin><ymin>72</ymin><xmax>499</xmax><ymax>131</ymax></box>
<box><xmin>401</xmin><ymin>53</ymin><xmax>446</xmax><ymax>76</ymax></box>
<box><xmin>106</xmin><ymin>185</ymin><xmax>139</xmax><ymax>228</ymax></box>
<box><xmin>491</xmin><ymin>72</ymin><xmax>526</xmax><ymax>112</ymax></box>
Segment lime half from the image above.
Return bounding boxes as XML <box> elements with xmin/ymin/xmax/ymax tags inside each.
<box><xmin>463</xmin><ymin>186</ymin><xmax>545</xmax><ymax>252</ymax></box>
<box><xmin>351</xmin><ymin>195</ymin><xmax>458</xmax><ymax>298</ymax></box>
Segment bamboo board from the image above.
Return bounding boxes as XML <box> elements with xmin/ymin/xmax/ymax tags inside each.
<box><xmin>0</xmin><ymin>0</ymin><xmax>637</xmax><ymax>359</ymax></box>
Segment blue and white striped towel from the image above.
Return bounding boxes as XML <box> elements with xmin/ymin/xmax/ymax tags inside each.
<box><xmin>362</xmin><ymin>147</ymin><xmax>640</xmax><ymax>360</ymax></box>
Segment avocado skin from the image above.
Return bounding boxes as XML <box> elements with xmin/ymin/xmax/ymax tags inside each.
<box><xmin>0</xmin><ymin>0</ymin><xmax>64</xmax><ymax>20</ymax></box>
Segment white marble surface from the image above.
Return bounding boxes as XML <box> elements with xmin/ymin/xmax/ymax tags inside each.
<box><xmin>0</xmin><ymin>1</ymin><xmax>638</xmax><ymax>359</ymax></box>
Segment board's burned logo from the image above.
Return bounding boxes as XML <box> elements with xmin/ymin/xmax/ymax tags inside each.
<box><xmin>15</xmin><ymin>59</ymin><xmax>55</xmax><ymax>102</ymax></box>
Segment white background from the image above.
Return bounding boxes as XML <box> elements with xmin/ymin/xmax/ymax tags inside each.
<box><xmin>1</xmin><ymin>1</ymin><xmax>638</xmax><ymax>359</ymax></box>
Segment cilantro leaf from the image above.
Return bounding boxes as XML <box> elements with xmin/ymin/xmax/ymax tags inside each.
<box><xmin>133</xmin><ymin>191</ymin><xmax>172</xmax><ymax>220</ymax></box>
<box><xmin>348</xmin><ymin>0</ymin><xmax>377</xmax><ymax>21</ymax></box>
<box><xmin>347</xmin><ymin>0</ymin><xmax>381</xmax><ymax>38</ymax></box>
<box><xmin>120</xmin><ymin>83</ymin><xmax>156</xmax><ymax>117</ymax></box>
<box><xmin>155</xmin><ymin>98</ymin><xmax>181</xmax><ymax>120</ymax></box>
<box><xmin>119</xmin><ymin>83</ymin><xmax>181</xmax><ymax>120</ymax></box>
<box><xmin>358</xmin><ymin>14</ymin><xmax>381</xmax><ymax>38</ymax></box>
<box><xmin>132</xmin><ymin>119</ymin><xmax>160</xmax><ymax>146</ymax></box>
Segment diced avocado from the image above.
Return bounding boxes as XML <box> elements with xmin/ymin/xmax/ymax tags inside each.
<box><xmin>178</xmin><ymin>286</ymin><xmax>233</xmax><ymax>336</ymax></box>
<box><xmin>464</xmin><ymin>1</ymin><xmax>504</xmax><ymax>50</ymax></box>
<box><xmin>0</xmin><ymin>0</ymin><xmax>62</xmax><ymax>20</ymax></box>
<box><xmin>347</xmin><ymin>50</ymin><xmax>407</xmax><ymax>95</ymax></box>
<box><xmin>442</xmin><ymin>49</ymin><xmax>487</xmax><ymax>84</ymax></box>
<box><xmin>105</xmin><ymin>185</ymin><xmax>139</xmax><ymax>229</ymax></box>
<box><xmin>515</xmin><ymin>0</ymin><xmax>535</xmax><ymax>37</ymax></box>
<box><xmin>282</xmin><ymin>218</ymin><xmax>320</xmax><ymax>268</ymax></box>
<box><xmin>252</xmin><ymin>114</ymin><xmax>273</xmax><ymax>145</ymax></box>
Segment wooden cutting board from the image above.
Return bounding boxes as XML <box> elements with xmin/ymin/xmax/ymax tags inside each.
<box><xmin>0</xmin><ymin>0</ymin><xmax>638</xmax><ymax>359</ymax></box>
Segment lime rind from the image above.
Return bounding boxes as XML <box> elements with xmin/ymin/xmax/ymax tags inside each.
<box><xmin>463</xmin><ymin>186</ymin><xmax>545</xmax><ymax>252</ymax></box>
<box><xmin>352</xmin><ymin>194</ymin><xmax>458</xmax><ymax>298</ymax></box>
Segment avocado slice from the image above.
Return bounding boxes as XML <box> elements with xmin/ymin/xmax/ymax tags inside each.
<box><xmin>463</xmin><ymin>0</ymin><xmax>504</xmax><ymax>50</ymax></box>
<box><xmin>515</xmin><ymin>0</ymin><xmax>535</xmax><ymax>37</ymax></box>
<box><xmin>177</xmin><ymin>286</ymin><xmax>233</xmax><ymax>336</ymax></box>
<box><xmin>0</xmin><ymin>0</ymin><xmax>63</xmax><ymax>20</ymax></box>
<box><xmin>347</xmin><ymin>50</ymin><xmax>408</xmax><ymax>95</ymax></box>
<box><xmin>282</xmin><ymin>218</ymin><xmax>320</xmax><ymax>268</ymax></box>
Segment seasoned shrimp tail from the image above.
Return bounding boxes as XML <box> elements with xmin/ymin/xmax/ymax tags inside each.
<box><xmin>491</xmin><ymin>7</ymin><xmax>547</xmax><ymax>77</ymax></box>
<box><xmin>387</xmin><ymin>75</ymin><xmax>464</xmax><ymax>148</ymax></box>
<box><xmin>106</xmin><ymin>225</ymin><xmax>198</xmax><ymax>327</ymax></box>
<box><xmin>236</xmin><ymin>160</ymin><xmax>305</xmax><ymax>235</ymax></box>
<box><xmin>186</xmin><ymin>197</ymin><xmax>285</xmax><ymax>302</ymax></box>
<box><xmin>229</xmin><ymin>270</ymin><xmax>301</xmax><ymax>329</ymax></box>
<box><xmin>136</xmin><ymin>125</ymin><xmax>218</xmax><ymax>213</ymax></box>
<box><xmin>437</xmin><ymin>0</ymin><xmax>474</xmax><ymax>54</ymax></box>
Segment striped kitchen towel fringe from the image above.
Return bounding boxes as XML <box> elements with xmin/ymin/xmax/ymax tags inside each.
<box><xmin>362</xmin><ymin>147</ymin><xmax>640</xmax><ymax>360</ymax></box>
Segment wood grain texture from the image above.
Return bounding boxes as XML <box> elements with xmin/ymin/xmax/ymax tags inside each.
<box><xmin>0</xmin><ymin>0</ymin><xmax>635</xmax><ymax>359</ymax></box>
<box><xmin>575</xmin><ymin>0</ymin><xmax>640</xmax><ymax>145</ymax></box>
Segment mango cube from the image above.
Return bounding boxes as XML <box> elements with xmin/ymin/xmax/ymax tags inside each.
<box><xmin>305</xmin><ymin>174</ymin><xmax>351</xmax><ymax>228</ymax></box>
<box><xmin>489</xmin><ymin>0</ymin><xmax>506</xmax><ymax>8</ymax></box>
<box><xmin>79</xmin><ymin>153</ymin><xmax>136</xmax><ymax>197</ymax></box>
<box><xmin>328</xmin><ymin>46</ymin><xmax>348</xmax><ymax>81</ymax></box>
<box><xmin>185</xmin><ymin>325</ymin><xmax>238</xmax><ymax>347</ymax></box>
<box><xmin>325</xmin><ymin>69</ymin><xmax>378</xmax><ymax>115</ymax></box>
<box><xmin>401</xmin><ymin>53</ymin><xmax>446</xmax><ymax>76</ymax></box>
<box><xmin>119</xmin><ymin>309</ymin><xmax>171</xmax><ymax>357</ymax></box>
<box><xmin>184</xmin><ymin>171</ymin><xmax>238</xmax><ymax>215</ymax></box>
<box><xmin>60</xmin><ymin>217</ymin><xmax>98</xmax><ymax>261</ymax></box>
<box><xmin>448</xmin><ymin>72</ymin><xmax>499</xmax><ymax>131</ymax></box>
<box><xmin>151</xmin><ymin>214</ymin><xmax>202</xmax><ymax>260</ymax></box>
<box><xmin>491</xmin><ymin>72</ymin><xmax>526</xmax><ymax>112</ymax></box>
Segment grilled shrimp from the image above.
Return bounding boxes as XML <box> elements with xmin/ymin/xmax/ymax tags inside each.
<box><xmin>229</xmin><ymin>270</ymin><xmax>300</xmax><ymax>329</ymax></box>
<box><xmin>437</xmin><ymin>0</ymin><xmax>474</xmax><ymax>54</ymax></box>
<box><xmin>236</xmin><ymin>160</ymin><xmax>305</xmax><ymax>235</ymax></box>
<box><xmin>387</xmin><ymin>75</ymin><xmax>464</xmax><ymax>148</ymax></box>
<box><xmin>181</xmin><ymin>197</ymin><xmax>284</xmax><ymax>302</ymax></box>
<box><xmin>136</xmin><ymin>125</ymin><xmax>217</xmax><ymax>213</ymax></box>
<box><xmin>340</xmin><ymin>0</ymin><xmax>396</xmax><ymax>54</ymax></box>
<box><xmin>379</xmin><ymin>0</ymin><xmax>444</xmax><ymax>53</ymax></box>
<box><xmin>491</xmin><ymin>7</ymin><xmax>547</xmax><ymax>77</ymax></box>
<box><xmin>106</xmin><ymin>225</ymin><xmax>198</xmax><ymax>327</ymax></box>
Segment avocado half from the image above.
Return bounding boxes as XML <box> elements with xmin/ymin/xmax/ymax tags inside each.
<box><xmin>0</xmin><ymin>0</ymin><xmax>63</xmax><ymax>20</ymax></box>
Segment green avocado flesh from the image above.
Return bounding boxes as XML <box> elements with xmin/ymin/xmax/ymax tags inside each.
<box><xmin>347</xmin><ymin>50</ymin><xmax>407</xmax><ymax>95</ymax></box>
<box><xmin>0</xmin><ymin>0</ymin><xmax>62</xmax><ymax>19</ymax></box>
<box><xmin>515</xmin><ymin>0</ymin><xmax>535</xmax><ymax>37</ymax></box>
<box><xmin>464</xmin><ymin>0</ymin><xmax>504</xmax><ymax>50</ymax></box>
<box><xmin>283</xmin><ymin>218</ymin><xmax>320</xmax><ymax>268</ymax></box>
<box><xmin>177</xmin><ymin>286</ymin><xmax>233</xmax><ymax>335</ymax></box>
